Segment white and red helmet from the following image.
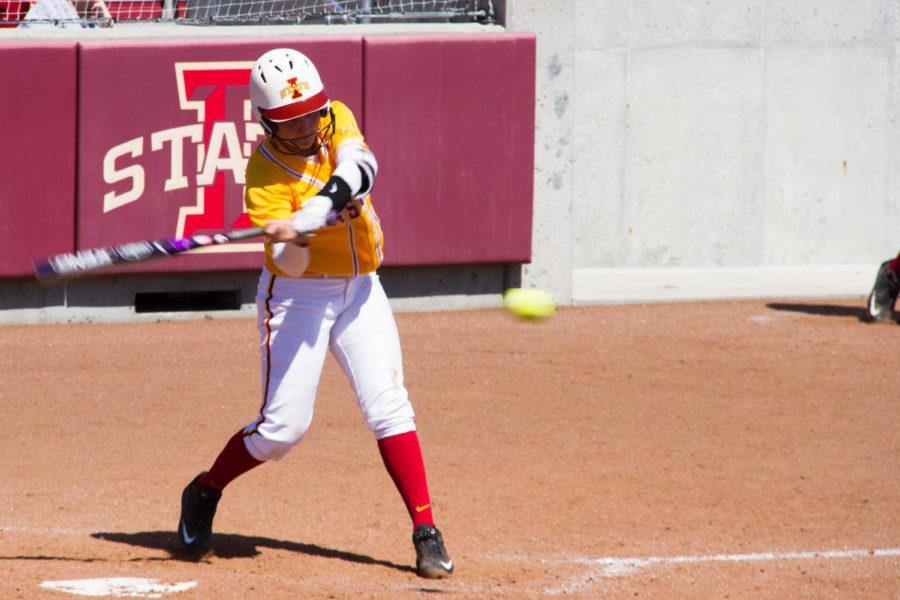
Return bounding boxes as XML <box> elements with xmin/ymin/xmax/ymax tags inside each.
<box><xmin>249</xmin><ymin>48</ymin><xmax>330</xmax><ymax>124</ymax></box>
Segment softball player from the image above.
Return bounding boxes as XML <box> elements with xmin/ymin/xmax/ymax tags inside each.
<box><xmin>177</xmin><ymin>48</ymin><xmax>453</xmax><ymax>579</ymax></box>
<box><xmin>867</xmin><ymin>251</ymin><xmax>900</xmax><ymax>322</ymax></box>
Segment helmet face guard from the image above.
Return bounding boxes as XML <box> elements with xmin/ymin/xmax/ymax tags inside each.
<box><xmin>263</xmin><ymin>107</ymin><xmax>335</xmax><ymax>157</ymax></box>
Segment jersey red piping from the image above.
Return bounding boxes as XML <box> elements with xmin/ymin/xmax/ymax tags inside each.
<box><xmin>260</xmin><ymin>273</ymin><xmax>277</xmax><ymax>416</ymax></box>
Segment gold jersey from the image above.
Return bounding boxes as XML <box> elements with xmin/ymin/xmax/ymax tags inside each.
<box><xmin>244</xmin><ymin>101</ymin><xmax>385</xmax><ymax>277</ymax></box>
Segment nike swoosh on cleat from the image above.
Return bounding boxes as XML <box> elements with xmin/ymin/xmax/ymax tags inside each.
<box><xmin>440</xmin><ymin>560</ymin><xmax>453</xmax><ymax>570</ymax></box>
<box><xmin>180</xmin><ymin>520</ymin><xmax>197</xmax><ymax>545</ymax></box>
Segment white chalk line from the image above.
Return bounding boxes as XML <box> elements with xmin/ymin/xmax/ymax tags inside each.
<box><xmin>581</xmin><ymin>547</ymin><xmax>900</xmax><ymax>576</ymax></box>
<box><xmin>40</xmin><ymin>577</ymin><xmax>197</xmax><ymax>598</ymax></box>
<box><xmin>534</xmin><ymin>547</ymin><xmax>900</xmax><ymax>595</ymax></box>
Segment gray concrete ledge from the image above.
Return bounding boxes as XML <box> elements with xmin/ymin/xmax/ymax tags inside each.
<box><xmin>572</xmin><ymin>264</ymin><xmax>879</xmax><ymax>304</ymax></box>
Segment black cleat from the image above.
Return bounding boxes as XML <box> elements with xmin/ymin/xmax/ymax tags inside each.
<box><xmin>412</xmin><ymin>525</ymin><xmax>453</xmax><ymax>579</ymax></box>
<box><xmin>867</xmin><ymin>260</ymin><xmax>900</xmax><ymax>322</ymax></box>
<box><xmin>177</xmin><ymin>472</ymin><xmax>221</xmax><ymax>556</ymax></box>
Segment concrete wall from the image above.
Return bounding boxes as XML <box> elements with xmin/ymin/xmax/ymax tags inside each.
<box><xmin>505</xmin><ymin>0</ymin><xmax>900</xmax><ymax>303</ymax></box>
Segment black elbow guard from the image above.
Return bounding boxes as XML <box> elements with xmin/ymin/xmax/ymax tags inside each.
<box><xmin>318</xmin><ymin>175</ymin><xmax>353</xmax><ymax>212</ymax></box>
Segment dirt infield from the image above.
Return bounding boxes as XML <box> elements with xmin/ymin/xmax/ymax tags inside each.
<box><xmin>0</xmin><ymin>299</ymin><xmax>897</xmax><ymax>599</ymax></box>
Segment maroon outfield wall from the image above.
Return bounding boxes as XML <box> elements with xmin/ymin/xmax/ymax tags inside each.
<box><xmin>365</xmin><ymin>34</ymin><xmax>536</xmax><ymax>266</ymax></box>
<box><xmin>0</xmin><ymin>34</ymin><xmax>535</xmax><ymax>277</ymax></box>
<box><xmin>0</xmin><ymin>43</ymin><xmax>77</xmax><ymax>277</ymax></box>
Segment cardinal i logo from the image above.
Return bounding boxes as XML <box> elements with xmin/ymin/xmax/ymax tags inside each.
<box><xmin>101</xmin><ymin>61</ymin><xmax>263</xmax><ymax>252</ymax></box>
<box><xmin>280</xmin><ymin>76</ymin><xmax>310</xmax><ymax>100</ymax></box>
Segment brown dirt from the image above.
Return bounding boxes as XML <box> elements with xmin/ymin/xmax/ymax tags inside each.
<box><xmin>0</xmin><ymin>299</ymin><xmax>897</xmax><ymax>599</ymax></box>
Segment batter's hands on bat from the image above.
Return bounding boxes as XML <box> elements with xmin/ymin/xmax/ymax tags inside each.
<box><xmin>266</xmin><ymin>195</ymin><xmax>335</xmax><ymax>242</ymax></box>
<box><xmin>264</xmin><ymin>222</ymin><xmax>313</xmax><ymax>246</ymax></box>
<box><xmin>264</xmin><ymin>221</ymin><xmax>302</xmax><ymax>243</ymax></box>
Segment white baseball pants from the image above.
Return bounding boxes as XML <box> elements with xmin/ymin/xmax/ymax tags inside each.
<box><xmin>243</xmin><ymin>268</ymin><xmax>416</xmax><ymax>462</ymax></box>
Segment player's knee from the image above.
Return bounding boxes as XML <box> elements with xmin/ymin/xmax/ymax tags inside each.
<box><xmin>244</xmin><ymin>420</ymin><xmax>310</xmax><ymax>461</ymax></box>
<box><xmin>244</xmin><ymin>432</ymin><xmax>300</xmax><ymax>462</ymax></box>
<box><xmin>363</xmin><ymin>387</ymin><xmax>416</xmax><ymax>438</ymax></box>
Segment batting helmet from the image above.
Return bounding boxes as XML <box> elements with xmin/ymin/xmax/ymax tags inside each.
<box><xmin>249</xmin><ymin>48</ymin><xmax>334</xmax><ymax>155</ymax></box>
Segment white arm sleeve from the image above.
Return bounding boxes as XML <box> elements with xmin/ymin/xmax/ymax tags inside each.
<box><xmin>291</xmin><ymin>195</ymin><xmax>333</xmax><ymax>234</ymax></box>
<box><xmin>270</xmin><ymin>241</ymin><xmax>310</xmax><ymax>277</ymax></box>
<box><xmin>334</xmin><ymin>143</ymin><xmax>378</xmax><ymax>199</ymax></box>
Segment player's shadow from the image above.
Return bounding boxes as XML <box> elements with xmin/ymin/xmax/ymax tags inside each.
<box><xmin>91</xmin><ymin>531</ymin><xmax>415</xmax><ymax>573</ymax></box>
<box><xmin>765</xmin><ymin>302</ymin><xmax>876</xmax><ymax>322</ymax></box>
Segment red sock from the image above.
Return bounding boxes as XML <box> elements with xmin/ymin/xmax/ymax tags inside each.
<box><xmin>199</xmin><ymin>429</ymin><xmax>263</xmax><ymax>492</ymax></box>
<box><xmin>888</xmin><ymin>256</ymin><xmax>900</xmax><ymax>274</ymax></box>
<box><xmin>377</xmin><ymin>431</ymin><xmax>434</xmax><ymax>529</ymax></box>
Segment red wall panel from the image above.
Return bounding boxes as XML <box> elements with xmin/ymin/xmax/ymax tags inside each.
<box><xmin>0</xmin><ymin>43</ymin><xmax>77</xmax><ymax>277</ymax></box>
<box><xmin>77</xmin><ymin>37</ymin><xmax>362</xmax><ymax>273</ymax></box>
<box><xmin>0</xmin><ymin>34</ymin><xmax>536</xmax><ymax>280</ymax></box>
<box><xmin>363</xmin><ymin>33</ymin><xmax>536</xmax><ymax>265</ymax></box>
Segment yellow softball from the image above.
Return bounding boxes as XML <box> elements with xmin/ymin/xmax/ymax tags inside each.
<box><xmin>503</xmin><ymin>288</ymin><xmax>556</xmax><ymax>320</ymax></box>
